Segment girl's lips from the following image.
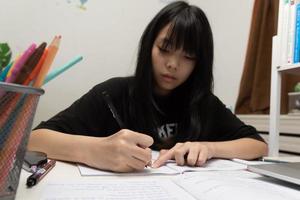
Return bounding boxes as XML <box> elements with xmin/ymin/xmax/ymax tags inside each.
<box><xmin>161</xmin><ymin>74</ymin><xmax>176</xmax><ymax>81</ymax></box>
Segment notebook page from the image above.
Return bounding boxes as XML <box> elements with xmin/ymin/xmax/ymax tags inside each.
<box><xmin>166</xmin><ymin>158</ymin><xmax>247</xmax><ymax>173</ymax></box>
<box><xmin>41</xmin><ymin>179</ymin><xmax>196</xmax><ymax>200</ymax></box>
<box><xmin>174</xmin><ymin>171</ymin><xmax>300</xmax><ymax>200</ymax></box>
<box><xmin>78</xmin><ymin>164</ymin><xmax>179</xmax><ymax>176</ymax></box>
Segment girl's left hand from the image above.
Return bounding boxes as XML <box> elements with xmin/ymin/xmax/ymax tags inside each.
<box><xmin>152</xmin><ymin>142</ymin><xmax>215</xmax><ymax>168</ymax></box>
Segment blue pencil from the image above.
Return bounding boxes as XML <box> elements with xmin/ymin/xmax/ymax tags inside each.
<box><xmin>0</xmin><ymin>62</ymin><xmax>14</xmax><ymax>98</ymax></box>
<box><xmin>43</xmin><ymin>56</ymin><xmax>83</xmax><ymax>85</ymax></box>
<box><xmin>0</xmin><ymin>62</ymin><xmax>13</xmax><ymax>82</ymax></box>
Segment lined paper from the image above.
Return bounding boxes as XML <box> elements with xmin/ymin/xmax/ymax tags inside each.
<box><xmin>78</xmin><ymin>158</ymin><xmax>246</xmax><ymax>176</ymax></box>
<box><xmin>41</xmin><ymin>179</ymin><xmax>196</xmax><ymax>200</ymax></box>
<box><xmin>175</xmin><ymin>171</ymin><xmax>300</xmax><ymax>200</ymax></box>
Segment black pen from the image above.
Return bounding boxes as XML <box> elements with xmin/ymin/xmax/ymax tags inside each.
<box><xmin>102</xmin><ymin>91</ymin><xmax>151</xmax><ymax>167</ymax></box>
<box><xmin>101</xmin><ymin>91</ymin><xmax>125</xmax><ymax>129</ymax></box>
<box><xmin>26</xmin><ymin>160</ymin><xmax>56</xmax><ymax>187</ymax></box>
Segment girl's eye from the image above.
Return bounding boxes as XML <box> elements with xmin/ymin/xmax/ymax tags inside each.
<box><xmin>184</xmin><ymin>55</ymin><xmax>196</xmax><ymax>60</ymax></box>
<box><xmin>158</xmin><ymin>46</ymin><xmax>170</xmax><ymax>53</ymax></box>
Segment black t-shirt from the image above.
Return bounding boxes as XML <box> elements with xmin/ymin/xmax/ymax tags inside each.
<box><xmin>35</xmin><ymin>77</ymin><xmax>264</xmax><ymax>148</ymax></box>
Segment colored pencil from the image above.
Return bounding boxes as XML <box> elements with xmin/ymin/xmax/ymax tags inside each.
<box><xmin>5</xmin><ymin>44</ymin><xmax>36</xmax><ymax>83</ymax></box>
<box><xmin>23</xmin><ymin>49</ymin><xmax>48</xmax><ymax>86</ymax></box>
<box><xmin>15</xmin><ymin>42</ymin><xmax>47</xmax><ymax>84</ymax></box>
<box><xmin>33</xmin><ymin>36</ymin><xmax>61</xmax><ymax>87</ymax></box>
<box><xmin>43</xmin><ymin>55</ymin><xmax>83</xmax><ymax>85</ymax></box>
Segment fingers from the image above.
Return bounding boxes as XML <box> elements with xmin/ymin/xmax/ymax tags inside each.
<box><xmin>108</xmin><ymin>129</ymin><xmax>212</xmax><ymax>171</ymax></box>
<box><xmin>176</xmin><ymin>142</ymin><xmax>211</xmax><ymax>167</ymax></box>
<box><xmin>110</xmin><ymin>147</ymin><xmax>152</xmax><ymax>172</ymax></box>
<box><xmin>112</xmin><ymin>157</ymin><xmax>147</xmax><ymax>172</ymax></box>
<box><xmin>122</xmin><ymin>130</ymin><xmax>153</xmax><ymax>166</ymax></box>
<box><xmin>152</xmin><ymin>143</ymin><xmax>182</xmax><ymax>168</ymax></box>
<box><xmin>196</xmin><ymin>147</ymin><xmax>208</xmax><ymax>166</ymax></box>
<box><xmin>186</xmin><ymin>145</ymin><xmax>200</xmax><ymax>166</ymax></box>
<box><xmin>128</xmin><ymin>130</ymin><xmax>154</xmax><ymax>148</ymax></box>
<box><xmin>152</xmin><ymin>150</ymin><xmax>173</xmax><ymax>168</ymax></box>
<box><xmin>111</xmin><ymin>129</ymin><xmax>153</xmax><ymax>172</ymax></box>
<box><xmin>152</xmin><ymin>142</ymin><xmax>212</xmax><ymax>168</ymax></box>
<box><xmin>159</xmin><ymin>149</ymin><xmax>168</xmax><ymax>156</ymax></box>
<box><xmin>174</xmin><ymin>144</ymin><xmax>188</xmax><ymax>166</ymax></box>
<box><xmin>130</xmin><ymin>146</ymin><xmax>152</xmax><ymax>165</ymax></box>
<box><xmin>126</xmin><ymin>155</ymin><xmax>150</xmax><ymax>171</ymax></box>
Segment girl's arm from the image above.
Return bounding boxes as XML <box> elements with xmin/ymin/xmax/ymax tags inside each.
<box><xmin>209</xmin><ymin>138</ymin><xmax>268</xmax><ymax>159</ymax></box>
<box><xmin>28</xmin><ymin>128</ymin><xmax>153</xmax><ymax>172</ymax></box>
<box><xmin>152</xmin><ymin>138</ymin><xmax>267</xmax><ymax>167</ymax></box>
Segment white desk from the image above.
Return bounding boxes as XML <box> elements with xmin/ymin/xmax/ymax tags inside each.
<box><xmin>16</xmin><ymin>161</ymin><xmax>300</xmax><ymax>200</ymax></box>
<box><xmin>16</xmin><ymin>162</ymin><xmax>81</xmax><ymax>200</ymax></box>
<box><xmin>16</xmin><ymin>162</ymin><xmax>180</xmax><ymax>200</ymax></box>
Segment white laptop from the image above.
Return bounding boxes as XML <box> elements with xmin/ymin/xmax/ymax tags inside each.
<box><xmin>248</xmin><ymin>162</ymin><xmax>300</xmax><ymax>185</ymax></box>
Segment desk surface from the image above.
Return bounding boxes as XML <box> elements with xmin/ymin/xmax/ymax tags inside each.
<box><xmin>16</xmin><ymin>161</ymin><xmax>300</xmax><ymax>200</ymax></box>
<box><xmin>16</xmin><ymin>162</ymin><xmax>79</xmax><ymax>200</ymax></box>
<box><xmin>16</xmin><ymin>161</ymin><xmax>175</xmax><ymax>200</ymax></box>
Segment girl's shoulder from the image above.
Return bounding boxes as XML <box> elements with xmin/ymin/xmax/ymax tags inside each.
<box><xmin>93</xmin><ymin>76</ymin><xmax>133</xmax><ymax>89</ymax></box>
<box><xmin>90</xmin><ymin>76</ymin><xmax>133</xmax><ymax>95</ymax></box>
<box><xmin>88</xmin><ymin>77</ymin><xmax>133</xmax><ymax>100</ymax></box>
<box><xmin>202</xmin><ymin>92</ymin><xmax>220</xmax><ymax>103</ymax></box>
<box><xmin>201</xmin><ymin>92</ymin><xmax>227</xmax><ymax>110</ymax></box>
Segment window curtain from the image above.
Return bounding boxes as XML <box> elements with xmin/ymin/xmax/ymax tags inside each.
<box><xmin>235</xmin><ymin>0</ymin><xmax>300</xmax><ymax>114</ymax></box>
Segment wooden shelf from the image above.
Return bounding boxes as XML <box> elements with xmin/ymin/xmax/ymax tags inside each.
<box><xmin>261</xmin><ymin>134</ymin><xmax>300</xmax><ymax>155</ymax></box>
<box><xmin>237</xmin><ymin>114</ymin><xmax>300</xmax><ymax>135</ymax></box>
<box><xmin>277</xmin><ymin>64</ymin><xmax>300</xmax><ymax>74</ymax></box>
<box><xmin>238</xmin><ymin>114</ymin><xmax>300</xmax><ymax>154</ymax></box>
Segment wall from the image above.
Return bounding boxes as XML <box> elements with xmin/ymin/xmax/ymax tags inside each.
<box><xmin>0</xmin><ymin>0</ymin><xmax>254</xmax><ymax>126</ymax></box>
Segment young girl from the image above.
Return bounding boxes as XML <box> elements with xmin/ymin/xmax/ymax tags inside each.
<box><xmin>28</xmin><ymin>1</ymin><xmax>267</xmax><ymax>172</ymax></box>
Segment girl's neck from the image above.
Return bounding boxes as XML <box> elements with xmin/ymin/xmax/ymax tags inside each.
<box><xmin>153</xmin><ymin>87</ymin><xmax>173</xmax><ymax>97</ymax></box>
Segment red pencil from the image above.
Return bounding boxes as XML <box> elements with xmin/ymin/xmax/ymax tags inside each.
<box><xmin>23</xmin><ymin>49</ymin><xmax>48</xmax><ymax>86</ymax></box>
<box><xmin>15</xmin><ymin>42</ymin><xmax>47</xmax><ymax>85</ymax></box>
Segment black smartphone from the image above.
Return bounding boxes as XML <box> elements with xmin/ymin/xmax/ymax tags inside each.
<box><xmin>22</xmin><ymin>151</ymin><xmax>47</xmax><ymax>172</ymax></box>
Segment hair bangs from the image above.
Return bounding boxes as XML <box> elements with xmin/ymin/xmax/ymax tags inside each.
<box><xmin>162</xmin><ymin>12</ymin><xmax>200</xmax><ymax>58</ymax></box>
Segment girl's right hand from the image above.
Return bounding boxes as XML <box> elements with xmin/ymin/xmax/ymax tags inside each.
<box><xmin>84</xmin><ymin>129</ymin><xmax>153</xmax><ymax>172</ymax></box>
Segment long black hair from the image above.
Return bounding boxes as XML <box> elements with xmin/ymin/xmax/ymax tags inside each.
<box><xmin>128</xmin><ymin>1</ymin><xmax>214</xmax><ymax>148</ymax></box>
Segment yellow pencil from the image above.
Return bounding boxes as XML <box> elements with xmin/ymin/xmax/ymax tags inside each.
<box><xmin>5</xmin><ymin>55</ymin><xmax>20</xmax><ymax>79</ymax></box>
<box><xmin>33</xmin><ymin>36</ymin><xmax>61</xmax><ymax>87</ymax></box>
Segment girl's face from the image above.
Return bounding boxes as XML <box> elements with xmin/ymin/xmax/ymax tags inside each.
<box><xmin>152</xmin><ymin>24</ymin><xmax>196</xmax><ymax>96</ymax></box>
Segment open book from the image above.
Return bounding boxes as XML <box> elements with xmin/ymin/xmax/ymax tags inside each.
<box><xmin>77</xmin><ymin>151</ymin><xmax>246</xmax><ymax>176</ymax></box>
<box><xmin>174</xmin><ymin>170</ymin><xmax>300</xmax><ymax>200</ymax></box>
<box><xmin>44</xmin><ymin>168</ymin><xmax>300</xmax><ymax>200</ymax></box>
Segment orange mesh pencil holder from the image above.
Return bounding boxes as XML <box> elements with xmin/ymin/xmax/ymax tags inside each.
<box><xmin>0</xmin><ymin>82</ymin><xmax>44</xmax><ymax>200</ymax></box>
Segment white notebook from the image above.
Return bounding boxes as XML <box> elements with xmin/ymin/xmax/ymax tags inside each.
<box><xmin>78</xmin><ymin>158</ymin><xmax>246</xmax><ymax>176</ymax></box>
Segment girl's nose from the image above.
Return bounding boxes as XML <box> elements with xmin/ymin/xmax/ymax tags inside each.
<box><xmin>166</xmin><ymin>56</ymin><xmax>179</xmax><ymax>71</ymax></box>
